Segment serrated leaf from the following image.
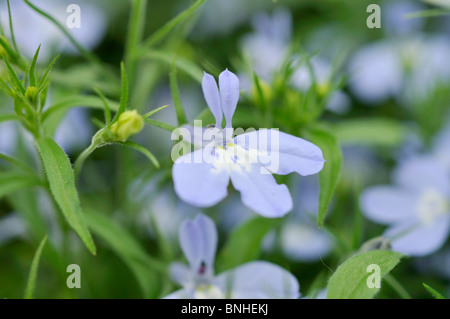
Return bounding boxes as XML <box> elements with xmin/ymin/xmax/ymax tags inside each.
<box><xmin>24</xmin><ymin>236</ymin><xmax>47</xmax><ymax>299</ymax></box>
<box><xmin>327</xmin><ymin>250</ymin><xmax>404</xmax><ymax>299</ymax></box>
<box><xmin>85</xmin><ymin>210</ymin><xmax>166</xmax><ymax>298</ymax></box>
<box><xmin>36</xmin><ymin>137</ymin><xmax>96</xmax><ymax>255</ymax></box>
<box><xmin>308</xmin><ymin>127</ymin><xmax>342</xmax><ymax>227</ymax></box>
<box><xmin>217</xmin><ymin>217</ymin><xmax>280</xmax><ymax>272</ymax></box>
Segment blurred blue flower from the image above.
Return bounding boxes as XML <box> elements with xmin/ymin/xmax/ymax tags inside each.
<box><xmin>172</xmin><ymin>69</ymin><xmax>325</xmax><ymax>217</ymax></box>
<box><xmin>360</xmin><ymin>155</ymin><xmax>450</xmax><ymax>256</ymax></box>
<box><xmin>165</xmin><ymin>213</ymin><xmax>300</xmax><ymax>299</ymax></box>
<box><xmin>0</xmin><ymin>0</ymin><xmax>107</xmax><ymax>60</ymax></box>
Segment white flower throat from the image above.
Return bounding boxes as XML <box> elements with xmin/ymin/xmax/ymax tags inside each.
<box><xmin>417</xmin><ymin>189</ymin><xmax>449</xmax><ymax>225</ymax></box>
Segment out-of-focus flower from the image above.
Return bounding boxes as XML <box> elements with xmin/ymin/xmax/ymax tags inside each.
<box><xmin>0</xmin><ymin>0</ymin><xmax>107</xmax><ymax>60</ymax></box>
<box><xmin>172</xmin><ymin>70</ymin><xmax>325</xmax><ymax>217</ymax></box>
<box><xmin>165</xmin><ymin>214</ymin><xmax>300</xmax><ymax>299</ymax></box>
<box><xmin>0</xmin><ymin>121</ymin><xmax>18</xmax><ymax>154</ymax></box>
<box><xmin>360</xmin><ymin>156</ymin><xmax>450</xmax><ymax>256</ymax></box>
<box><xmin>348</xmin><ymin>1</ymin><xmax>450</xmax><ymax>105</ymax></box>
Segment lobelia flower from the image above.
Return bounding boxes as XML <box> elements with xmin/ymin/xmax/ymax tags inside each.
<box><xmin>360</xmin><ymin>155</ymin><xmax>450</xmax><ymax>256</ymax></box>
<box><xmin>164</xmin><ymin>214</ymin><xmax>300</xmax><ymax>299</ymax></box>
<box><xmin>172</xmin><ymin>69</ymin><xmax>325</xmax><ymax>218</ymax></box>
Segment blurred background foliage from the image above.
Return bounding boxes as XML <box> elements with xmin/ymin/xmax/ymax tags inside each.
<box><xmin>0</xmin><ymin>0</ymin><xmax>450</xmax><ymax>299</ymax></box>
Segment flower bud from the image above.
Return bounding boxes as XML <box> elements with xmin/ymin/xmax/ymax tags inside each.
<box><xmin>110</xmin><ymin>110</ymin><xmax>144</xmax><ymax>141</ymax></box>
<box><xmin>25</xmin><ymin>86</ymin><xmax>38</xmax><ymax>104</ymax></box>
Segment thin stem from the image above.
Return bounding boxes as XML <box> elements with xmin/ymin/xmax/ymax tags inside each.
<box><xmin>74</xmin><ymin>142</ymin><xmax>100</xmax><ymax>178</ymax></box>
<box><xmin>125</xmin><ymin>0</ymin><xmax>147</xmax><ymax>78</ymax></box>
<box><xmin>384</xmin><ymin>274</ymin><xmax>412</xmax><ymax>299</ymax></box>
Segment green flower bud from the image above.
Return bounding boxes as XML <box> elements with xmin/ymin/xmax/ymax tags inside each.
<box><xmin>25</xmin><ymin>86</ymin><xmax>38</xmax><ymax>104</ymax></box>
<box><xmin>316</xmin><ymin>82</ymin><xmax>331</xmax><ymax>98</ymax></box>
<box><xmin>110</xmin><ymin>110</ymin><xmax>144</xmax><ymax>141</ymax></box>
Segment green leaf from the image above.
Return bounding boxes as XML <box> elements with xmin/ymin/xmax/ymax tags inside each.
<box><xmin>0</xmin><ymin>152</ymin><xmax>39</xmax><ymax>179</ymax></box>
<box><xmin>38</xmin><ymin>54</ymin><xmax>59</xmax><ymax>90</ymax></box>
<box><xmin>36</xmin><ymin>137</ymin><xmax>96</xmax><ymax>255</ymax></box>
<box><xmin>141</xmin><ymin>0</ymin><xmax>208</xmax><ymax>50</ymax></box>
<box><xmin>117</xmin><ymin>141</ymin><xmax>160</xmax><ymax>168</ymax></box>
<box><xmin>333</xmin><ymin>118</ymin><xmax>405</xmax><ymax>147</ymax></box>
<box><xmin>0</xmin><ymin>171</ymin><xmax>40</xmax><ymax>198</ymax></box>
<box><xmin>85</xmin><ymin>210</ymin><xmax>166</xmax><ymax>298</ymax></box>
<box><xmin>93</xmin><ymin>87</ymin><xmax>111</xmax><ymax>125</ymax></box>
<box><xmin>24</xmin><ymin>236</ymin><xmax>48</xmax><ymax>299</ymax></box>
<box><xmin>217</xmin><ymin>217</ymin><xmax>280</xmax><ymax>272</ymax></box>
<box><xmin>307</xmin><ymin>127</ymin><xmax>342</xmax><ymax>227</ymax></box>
<box><xmin>170</xmin><ymin>56</ymin><xmax>187</xmax><ymax>126</ymax></box>
<box><xmin>143</xmin><ymin>50</ymin><xmax>203</xmax><ymax>83</ymax></box>
<box><xmin>142</xmin><ymin>104</ymin><xmax>169</xmax><ymax>119</ymax></box>
<box><xmin>423</xmin><ymin>283</ymin><xmax>445</xmax><ymax>299</ymax></box>
<box><xmin>42</xmin><ymin>95</ymin><xmax>119</xmax><ymax>123</ymax></box>
<box><xmin>144</xmin><ymin>118</ymin><xmax>176</xmax><ymax>132</ymax></box>
<box><xmin>327</xmin><ymin>250</ymin><xmax>404</xmax><ymax>299</ymax></box>
<box><xmin>0</xmin><ymin>113</ymin><xmax>20</xmax><ymax>123</ymax></box>
<box><xmin>28</xmin><ymin>44</ymin><xmax>41</xmax><ymax>87</ymax></box>
<box><xmin>111</xmin><ymin>62</ymin><xmax>128</xmax><ymax>124</ymax></box>
<box><xmin>3</xmin><ymin>57</ymin><xmax>25</xmax><ymax>94</ymax></box>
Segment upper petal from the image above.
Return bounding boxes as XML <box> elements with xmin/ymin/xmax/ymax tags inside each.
<box><xmin>179</xmin><ymin>214</ymin><xmax>218</xmax><ymax>278</ymax></box>
<box><xmin>218</xmin><ymin>69</ymin><xmax>240</xmax><ymax>128</ymax></box>
<box><xmin>234</xmin><ymin>129</ymin><xmax>325</xmax><ymax>176</ymax></box>
<box><xmin>214</xmin><ymin>261</ymin><xmax>300</xmax><ymax>299</ymax></box>
<box><xmin>230</xmin><ymin>162</ymin><xmax>293</xmax><ymax>217</ymax></box>
<box><xmin>202</xmin><ymin>72</ymin><xmax>223</xmax><ymax>128</ymax></box>
<box><xmin>173</xmin><ymin>149</ymin><xmax>230</xmax><ymax>207</ymax></box>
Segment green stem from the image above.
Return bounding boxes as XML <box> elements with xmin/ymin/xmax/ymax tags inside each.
<box><xmin>74</xmin><ymin>142</ymin><xmax>100</xmax><ymax>178</ymax></box>
<box><xmin>384</xmin><ymin>274</ymin><xmax>412</xmax><ymax>299</ymax></box>
<box><xmin>125</xmin><ymin>0</ymin><xmax>147</xmax><ymax>78</ymax></box>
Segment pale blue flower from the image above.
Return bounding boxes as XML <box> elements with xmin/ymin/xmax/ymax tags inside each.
<box><xmin>0</xmin><ymin>0</ymin><xmax>107</xmax><ymax>60</ymax></box>
<box><xmin>360</xmin><ymin>155</ymin><xmax>450</xmax><ymax>256</ymax></box>
<box><xmin>172</xmin><ymin>69</ymin><xmax>325</xmax><ymax>217</ymax></box>
<box><xmin>165</xmin><ymin>214</ymin><xmax>300</xmax><ymax>299</ymax></box>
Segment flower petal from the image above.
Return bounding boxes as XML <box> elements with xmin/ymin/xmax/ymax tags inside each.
<box><xmin>173</xmin><ymin>149</ymin><xmax>230</xmax><ymax>207</ymax></box>
<box><xmin>219</xmin><ymin>69</ymin><xmax>240</xmax><ymax>128</ymax></box>
<box><xmin>215</xmin><ymin>261</ymin><xmax>300</xmax><ymax>299</ymax></box>
<box><xmin>394</xmin><ymin>155</ymin><xmax>450</xmax><ymax>194</ymax></box>
<box><xmin>163</xmin><ymin>289</ymin><xmax>191</xmax><ymax>299</ymax></box>
<box><xmin>234</xmin><ymin>129</ymin><xmax>325</xmax><ymax>176</ymax></box>
<box><xmin>179</xmin><ymin>214</ymin><xmax>218</xmax><ymax>278</ymax></box>
<box><xmin>280</xmin><ymin>223</ymin><xmax>332</xmax><ymax>262</ymax></box>
<box><xmin>360</xmin><ymin>186</ymin><xmax>418</xmax><ymax>224</ymax></box>
<box><xmin>230</xmin><ymin>162</ymin><xmax>293</xmax><ymax>217</ymax></box>
<box><xmin>385</xmin><ymin>216</ymin><xmax>450</xmax><ymax>256</ymax></box>
<box><xmin>169</xmin><ymin>262</ymin><xmax>192</xmax><ymax>287</ymax></box>
<box><xmin>202</xmin><ymin>72</ymin><xmax>223</xmax><ymax>128</ymax></box>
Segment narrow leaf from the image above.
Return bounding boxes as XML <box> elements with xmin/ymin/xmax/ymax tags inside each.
<box><xmin>117</xmin><ymin>141</ymin><xmax>160</xmax><ymax>168</ymax></box>
<box><xmin>170</xmin><ymin>56</ymin><xmax>187</xmax><ymax>125</ymax></box>
<box><xmin>37</xmin><ymin>137</ymin><xmax>96</xmax><ymax>255</ymax></box>
<box><xmin>85</xmin><ymin>210</ymin><xmax>166</xmax><ymax>298</ymax></box>
<box><xmin>111</xmin><ymin>62</ymin><xmax>128</xmax><ymax>124</ymax></box>
<box><xmin>24</xmin><ymin>236</ymin><xmax>48</xmax><ymax>299</ymax></box>
<box><xmin>423</xmin><ymin>283</ymin><xmax>445</xmax><ymax>299</ymax></box>
<box><xmin>142</xmin><ymin>104</ymin><xmax>169</xmax><ymax>119</ymax></box>
<box><xmin>308</xmin><ymin>127</ymin><xmax>342</xmax><ymax>227</ymax></box>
